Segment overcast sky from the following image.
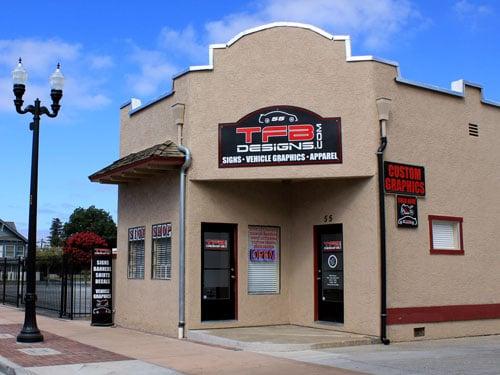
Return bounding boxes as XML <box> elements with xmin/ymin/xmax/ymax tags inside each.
<box><xmin>1</xmin><ymin>0</ymin><xmax>498</xmax><ymax>240</ymax></box>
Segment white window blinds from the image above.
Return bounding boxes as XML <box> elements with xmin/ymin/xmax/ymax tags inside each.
<box><xmin>128</xmin><ymin>227</ymin><xmax>145</xmax><ymax>279</ymax></box>
<box><xmin>432</xmin><ymin>220</ymin><xmax>459</xmax><ymax>249</ymax></box>
<box><xmin>152</xmin><ymin>223</ymin><xmax>172</xmax><ymax>280</ymax></box>
<box><xmin>248</xmin><ymin>226</ymin><xmax>280</xmax><ymax>294</ymax></box>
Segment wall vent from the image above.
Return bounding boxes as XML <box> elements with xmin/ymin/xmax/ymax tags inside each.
<box><xmin>469</xmin><ymin>123</ymin><xmax>479</xmax><ymax>137</ymax></box>
<box><xmin>414</xmin><ymin>327</ymin><xmax>425</xmax><ymax>337</ymax></box>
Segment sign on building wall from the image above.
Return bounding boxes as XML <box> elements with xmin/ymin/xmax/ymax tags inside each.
<box><xmin>396</xmin><ymin>195</ymin><xmax>418</xmax><ymax>228</ymax></box>
<box><xmin>219</xmin><ymin>106</ymin><xmax>342</xmax><ymax>168</ymax></box>
<box><xmin>91</xmin><ymin>248</ymin><xmax>113</xmax><ymax>326</ymax></box>
<box><xmin>384</xmin><ymin>161</ymin><xmax>426</xmax><ymax>196</ymax></box>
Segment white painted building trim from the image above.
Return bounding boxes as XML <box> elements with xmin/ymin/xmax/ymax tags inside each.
<box><xmin>128</xmin><ymin>22</ymin><xmax>499</xmax><ymax>115</ymax></box>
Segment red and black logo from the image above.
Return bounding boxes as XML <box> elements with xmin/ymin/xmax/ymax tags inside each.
<box><xmin>219</xmin><ymin>106</ymin><xmax>342</xmax><ymax>168</ymax></box>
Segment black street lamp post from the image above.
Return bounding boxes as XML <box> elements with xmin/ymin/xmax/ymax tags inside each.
<box><xmin>12</xmin><ymin>58</ymin><xmax>64</xmax><ymax>343</ymax></box>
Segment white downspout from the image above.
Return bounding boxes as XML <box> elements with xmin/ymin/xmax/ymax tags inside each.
<box><xmin>178</xmin><ymin>144</ymin><xmax>191</xmax><ymax>339</ymax></box>
<box><xmin>172</xmin><ymin>103</ymin><xmax>190</xmax><ymax>339</ymax></box>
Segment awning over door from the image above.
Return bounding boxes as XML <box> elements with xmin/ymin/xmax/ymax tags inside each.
<box><xmin>89</xmin><ymin>141</ymin><xmax>184</xmax><ymax>184</ymax></box>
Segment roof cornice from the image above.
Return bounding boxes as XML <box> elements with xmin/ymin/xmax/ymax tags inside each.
<box><xmin>127</xmin><ymin>22</ymin><xmax>499</xmax><ymax>114</ymax></box>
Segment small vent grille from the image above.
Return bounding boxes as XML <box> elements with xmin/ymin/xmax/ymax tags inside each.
<box><xmin>414</xmin><ymin>327</ymin><xmax>425</xmax><ymax>337</ymax></box>
<box><xmin>469</xmin><ymin>123</ymin><xmax>479</xmax><ymax>137</ymax></box>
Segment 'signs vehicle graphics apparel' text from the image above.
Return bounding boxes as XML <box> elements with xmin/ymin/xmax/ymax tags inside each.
<box><xmin>219</xmin><ymin>106</ymin><xmax>342</xmax><ymax>168</ymax></box>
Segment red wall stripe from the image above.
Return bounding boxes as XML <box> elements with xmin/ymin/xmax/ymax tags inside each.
<box><xmin>387</xmin><ymin>304</ymin><xmax>500</xmax><ymax>325</ymax></box>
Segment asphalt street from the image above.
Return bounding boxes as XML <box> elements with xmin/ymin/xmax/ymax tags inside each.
<box><xmin>265</xmin><ymin>335</ymin><xmax>500</xmax><ymax>375</ymax></box>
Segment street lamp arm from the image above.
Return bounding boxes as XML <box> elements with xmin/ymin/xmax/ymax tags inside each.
<box><xmin>15</xmin><ymin>104</ymin><xmax>33</xmax><ymax>115</ymax></box>
<box><xmin>40</xmin><ymin>106</ymin><xmax>56</xmax><ymax>118</ymax></box>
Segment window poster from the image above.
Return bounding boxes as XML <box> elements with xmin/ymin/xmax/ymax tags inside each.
<box><xmin>248</xmin><ymin>226</ymin><xmax>280</xmax><ymax>294</ymax></box>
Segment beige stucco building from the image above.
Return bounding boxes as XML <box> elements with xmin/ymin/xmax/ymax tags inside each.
<box><xmin>90</xmin><ymin>23</ymin><xmax>500</xmax><ymax>343</ymax></box>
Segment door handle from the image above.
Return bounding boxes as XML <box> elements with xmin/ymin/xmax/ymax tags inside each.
<box><xmin>230</xmin><ymin>275</ymin><xmax>235</xmax><ymax>279</ymax></box>
<box><xmin>316</xmin><ymin>277</ymin><xmax>321</xmax><ymax>280</ymax></box>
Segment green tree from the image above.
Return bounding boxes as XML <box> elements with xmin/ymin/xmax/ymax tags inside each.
<box><xmin>47</xmin><ymin>217</ymin><xmax>64</xmax><ymax>247</ymax></box>
<box><xmin>63</xmin><ymin>206</ymin><xmax>117</xmax><ymax>247</ymax></box>
<box><xmin>36</xmin><ymin>247</ymin><xmax>63</xmax><ymax>279</ymax></box>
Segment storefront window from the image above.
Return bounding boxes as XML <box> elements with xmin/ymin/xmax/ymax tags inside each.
<box><xmin>128</xmin><ymin>226</ymin><xmax>145</xmax><ymax>279</ymax></box>
<box><xmin>151</xmin><ymin>223</ymin><xmax>172</xmax><ymax>280</ymax></box>
<box><xmin>248</xmin><ymin>226</ymin><xmax>280</xmax><ymax>294</ymax></box>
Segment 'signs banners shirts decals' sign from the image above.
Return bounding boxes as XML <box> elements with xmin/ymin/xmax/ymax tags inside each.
<box><xmin>91</xmin><ymin>248</ymin><xmax>113</xmax><ymax>326</ymax></box>
<box><xmin>219</xmin><ymin>106</ymin><xmax>342</xmax><ymax>167</ymax></box>
<box><xmin>384</xmin><ymin>161</ymin><xmax>426</xmax><ymax>196</ymax></box>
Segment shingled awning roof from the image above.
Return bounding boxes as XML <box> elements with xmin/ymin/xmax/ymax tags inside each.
<box><xmin>89</xmin><ymin>141</ymin><xmax>184</xmax><ymax>184</ymax></box>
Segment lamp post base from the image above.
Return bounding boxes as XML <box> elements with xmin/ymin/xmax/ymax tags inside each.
<box><xmin>17</xmin><ymin>328</ymin><xmax>44</xmax><ymax>343</ymax></box>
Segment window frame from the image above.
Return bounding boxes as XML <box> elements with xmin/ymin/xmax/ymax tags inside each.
<box><xmin>428</xmin><ymin>215</ymin><xmax>464</xmax><ymax>255</ymax></box>
<box><xmin>151</xmin><ymin>222</ymin><xmax>172</xmax><ymax>280</ymax></box>
<box><xmin>5</xmin><ymin>244</ymin><xmax>15</xmax><ymax>258</ymax></box>
<box><xmin>128</xmin><ymin>226</ymin><xmax>146</xmax><ymax>279</ymax></box>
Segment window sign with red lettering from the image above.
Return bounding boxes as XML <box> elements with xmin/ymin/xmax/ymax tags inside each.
<box><xmin>248</xmin><ymin>226</ymin><xmax>280</xmax><ymax>294</ymax></box>
<box><xmin>152</xmin><ymin>223</ymin><xmax>172</xmax><ymax>239</ymax></box>
<box><xmin>128</xmin><ymin>226</ymin><xmax>145</xmax><ymax>241</ymax></box>
<box><xmin>384</xmin><ymin>162</ymin><xmax>426</xmax><ymax>196</ymax></box>
<box><xmin>248</xmin><ymin>226</ymin><xmax>279</xmax><ymax>263</ymax></box>
<box><xmin>204</xmin><ymin>239</ymin><xmax>228</xmax><ymax>250</ymax></box>
<box><xmin>219</xmin><ymin>106</ymin><xmax>342</xmax><ymax>167</ymax></box>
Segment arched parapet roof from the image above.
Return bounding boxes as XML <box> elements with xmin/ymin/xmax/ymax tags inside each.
<box><xmin>126</xmin><ymin>22</ymin><xmax>499</xmax><ymax>115</ymax></box>
<box><xmin>171</xmin><ymin>21</ymin><xmax>398</xmax><ymax>81</ymax></box>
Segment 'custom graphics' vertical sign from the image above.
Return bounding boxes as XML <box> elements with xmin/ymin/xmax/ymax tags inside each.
<box><xmin>91</xmin><ymin>248</ymin><xmax>113</xmax><ymax>326</ymax></box>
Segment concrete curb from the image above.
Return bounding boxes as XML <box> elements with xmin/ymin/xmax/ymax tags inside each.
<box><xmin>187</xmin><ymin>330</ymin><xmax>379</xmax><ymax>352</ymax></box>
<box><xmin>0</xmin><ymin>355</ymin><xmax>34</xmax><ymax>375</ymax></box>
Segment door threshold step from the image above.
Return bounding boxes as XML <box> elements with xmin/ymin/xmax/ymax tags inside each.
<box><xmin>187</xmin><ymin>325</ymin><xmax>379</xmax><ymax>352</ymax></box>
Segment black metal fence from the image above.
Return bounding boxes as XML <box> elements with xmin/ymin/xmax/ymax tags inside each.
<box><xmin>0</xmin><ymin>254</ymin><xmax>91</xmax><ymax>319</ymax></box>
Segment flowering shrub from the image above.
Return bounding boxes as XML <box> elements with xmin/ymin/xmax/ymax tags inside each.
<box><xmin>63</xmin><ymin>232</ymin><xmax>108</xmax><ymax>265</ymax></box>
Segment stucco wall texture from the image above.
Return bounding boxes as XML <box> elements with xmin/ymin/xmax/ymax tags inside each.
<box><xmin>113</xmin><ymin>24</ymin><xmax>500</xmax><ymax>341</ymax></box>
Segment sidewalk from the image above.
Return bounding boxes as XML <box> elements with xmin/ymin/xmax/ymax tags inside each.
<box><xmin>0</xmin><ymin>305</ymin><xmax>360</xmax><ymax>374</ymax></box>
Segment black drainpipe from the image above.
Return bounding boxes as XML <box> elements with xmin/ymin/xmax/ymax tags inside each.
<box><xmin>377</xmin><ymin>133</ymin><xmax>390</xmax><ymax>345</ymax></box>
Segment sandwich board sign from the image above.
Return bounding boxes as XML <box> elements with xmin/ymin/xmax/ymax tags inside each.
<box><xmin>91</xmin><ymin>248</ymin><xmax>113</xmax><ymax>326</ymax></box>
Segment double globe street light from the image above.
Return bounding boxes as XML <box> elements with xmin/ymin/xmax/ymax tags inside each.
<box><xmin>12</xmin><ymin>59</ymin><xmax>64</xmax><ymax>343</ymax></box>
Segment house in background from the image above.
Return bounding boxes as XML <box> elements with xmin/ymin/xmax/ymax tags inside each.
<box><xmin>0</xmin><ymin>219</ymin><xmax>27</xmax><ymax>258</ymax></box>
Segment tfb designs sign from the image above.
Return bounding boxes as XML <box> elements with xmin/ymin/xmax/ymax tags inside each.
<box><xmin>219</xmin><ymin>106</ymin><xmax>342</xmax><ymax>167</ymax></box>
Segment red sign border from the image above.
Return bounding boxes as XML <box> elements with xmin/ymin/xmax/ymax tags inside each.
<box><xmin>384</xmin><ymin>161</ymin><xmax>426</xmax><ymax>197</ymax></box>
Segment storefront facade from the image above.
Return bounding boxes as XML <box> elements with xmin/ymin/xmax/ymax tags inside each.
<box><xmin>90</xmin><ymin>23</ymin><xmax>500</xmax><ymax>342</ymax></box>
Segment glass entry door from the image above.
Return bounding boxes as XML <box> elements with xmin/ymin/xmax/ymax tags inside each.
<box><xmin>315</xmin><ymin>224</ymin><xmax>344</xmax><ymax>323</ymax></box>
<box><xmin>201</xmin><ymin>223</ymin><xmax>237</xmax><ymax>321</ymax></box>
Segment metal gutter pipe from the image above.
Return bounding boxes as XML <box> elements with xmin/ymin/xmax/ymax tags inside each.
<box><xmin>178</xmin><ymin>144</ymin><xmax>191</xmax><ymax>339</ymax></box>
<box><xmin>376</xmin><ymin>97</ymin><xmax>391</xmax><ymax>346</ymax></box>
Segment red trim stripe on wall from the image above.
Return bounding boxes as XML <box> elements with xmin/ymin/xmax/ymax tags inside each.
<box><xmin>387</xmin><ymin>304</ymin><xmax>500</xmax><ymax>325</ymax></box>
